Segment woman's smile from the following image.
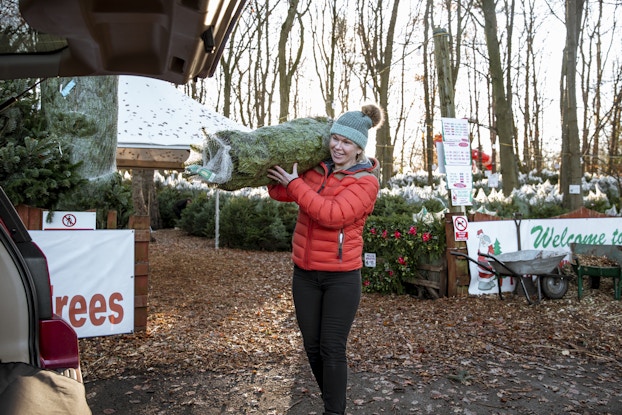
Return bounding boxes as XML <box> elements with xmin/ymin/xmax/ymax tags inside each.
<box><xmin>330</xmin><ymin>134</ymin><xmax>359</xmax><ymax>170</ymax></box>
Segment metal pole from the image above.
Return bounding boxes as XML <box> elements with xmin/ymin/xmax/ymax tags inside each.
<box><xmin>214</xmin><ymin>189</ymin><xmax>220</xmax><ymax>250</ymax></box>
<box><xmin>202</xmin><ymin>141</ymin><xmax>220</xmax><ymax>250</ymax></box>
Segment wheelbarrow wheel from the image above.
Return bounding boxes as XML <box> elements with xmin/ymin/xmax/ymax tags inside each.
<box><xmin>541</xmin><ymin>274</ymin><xmax>568</xmax><ymax>299</ymax></box>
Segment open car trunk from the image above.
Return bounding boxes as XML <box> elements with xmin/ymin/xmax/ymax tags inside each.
<box><xmin>0</xmin><ymin>0</ymin><xmax>247</xmax><ymax>83</ymax></box>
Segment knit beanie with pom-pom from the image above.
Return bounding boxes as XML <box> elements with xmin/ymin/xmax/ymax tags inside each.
<box><xmin>329</xmin><ymin>104</ymin><xmax>384</xmax><ymax>150</ymax></box>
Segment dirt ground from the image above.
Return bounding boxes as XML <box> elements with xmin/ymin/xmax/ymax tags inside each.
<box><xmin>82</xmin><ymin>229</ymin><xmax>622</xmax><ymax>415</ymax></box>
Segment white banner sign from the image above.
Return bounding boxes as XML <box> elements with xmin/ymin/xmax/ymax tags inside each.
<box><xmin>465</xmin><ymin>217</ymin><xmax>622</xmax><ymax>295</ymax></box>
<box><xmin>30</xmin><ymin>230</ymin><xmax>135</xmax><ymax>338</ymax></box>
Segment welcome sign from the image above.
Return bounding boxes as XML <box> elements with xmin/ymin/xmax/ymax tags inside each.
<box><xmin>528</xmin><ymin>219</ymin><xmax>622</xmax><ymax>248</ymax></box>
<box><xmin>464</xmin><ymin>217</ymin><xmax>621</xmax><ymax>295</ymax></box>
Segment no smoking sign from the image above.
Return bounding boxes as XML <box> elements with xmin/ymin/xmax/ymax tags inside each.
<box><xmin>453</xmin><ymin>215</ymin><xmax>469</xmax><ymax>241</ymax></box>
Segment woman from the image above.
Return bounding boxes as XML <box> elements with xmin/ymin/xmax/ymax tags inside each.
<box><xmin>267</xmin><ymin>104</ymin><xmax>383</xmax><ymax>415</ymax></box>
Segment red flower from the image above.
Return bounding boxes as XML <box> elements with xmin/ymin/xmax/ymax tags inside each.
<box><xmin>398</xmin><ymin>257</ymin><xmax>406</xmax><ymax>265</ymax></box>
<box><xmin>388</xmin><ymin>270</ymin><xmax>394</xmax><ymax>276</ymax></box>
<box><xmin>382</xmin><ymin>230</ymin><xmax>388</xmax><ymax>239</ymax></box>
<box><xmin>370</xmin><ymin>228</ymin><xmax>377</xmax><ymax>235</ymax></box>
<box><xmin>363</xmin><ymin>280</ymin><xmax>370</xmax><ymax>287</ymax></box>
<box><xmin>394</xmin><ymin>230</ymin><xmax>401</xmax><ymax>239</ymax></box>
<box><xmin>408</xmin><ymin>226</ymin><xmax>417</xmax><ymax>235</ymax></box>
<box><xmin>422</xmin><ymin>232</ymin><xmax>431</xmax><ymax>242</ymax></box>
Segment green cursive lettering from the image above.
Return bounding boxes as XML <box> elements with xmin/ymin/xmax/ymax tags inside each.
<box><xmin>531</xmin><ymin>225</ymin><xmax>606</xmax><ymax>248</ymax></box>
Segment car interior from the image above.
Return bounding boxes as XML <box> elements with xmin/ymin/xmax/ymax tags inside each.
<box><xmin>0</xmin><ymin>223</ymin><xmax>34</xmax><ymax>365</ymax></box>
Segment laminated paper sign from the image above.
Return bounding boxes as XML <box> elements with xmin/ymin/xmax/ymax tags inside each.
<box><xmin>441</xmin><ymin>118</ymin><xmax>473</xmax><ymax>206</ymax></box>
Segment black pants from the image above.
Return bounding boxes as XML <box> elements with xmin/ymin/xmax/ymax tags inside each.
<box><xmin>292</xmin><ymin>266</ymin><xmax>361</xmax><ymax>415</ymax></box>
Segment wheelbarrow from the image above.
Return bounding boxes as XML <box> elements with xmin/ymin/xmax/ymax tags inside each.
<box><xmin>451</xmin><ymin>249</ymin><xmax>569</xmax><ymax>304</ymax></box>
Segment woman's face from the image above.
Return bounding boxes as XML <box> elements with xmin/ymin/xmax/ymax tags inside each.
<box><xmin>329</xmin><ymin>134</ymin><xmax>361</xmax><ymax>170</ymax></box>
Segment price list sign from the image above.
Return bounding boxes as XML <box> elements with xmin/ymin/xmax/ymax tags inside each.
<box><xmin>440</xmin><ymin>118</ymin><xmax>473</xmax><ymax>205</ymax></box>
<box><xmin>441</xmin><ymin>118</ymin><xmax>471</xmax><ymax>166</ymax></box>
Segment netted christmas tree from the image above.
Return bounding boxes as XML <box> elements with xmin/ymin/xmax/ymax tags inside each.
<box><xmin>187</xmin><ymin>117</ymin><xmax>332</xmax><ymax>191</ymax></box>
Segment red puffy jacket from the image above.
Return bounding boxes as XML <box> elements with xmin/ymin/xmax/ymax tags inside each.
<box><xmin>268</xmin><ymin>158</ymin><xmax>379</xmax><ymax>271</ymax></box>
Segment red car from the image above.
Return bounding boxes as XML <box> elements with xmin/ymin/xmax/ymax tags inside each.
<box><xmin>0</xmin><ymin>0</ymin><xmax>245</xmax><ymax>413</ymax></box>
<box><xmin>0</xmin><ymin>187</ymin><xmax>91</xmax><ymax>413</ymax></box>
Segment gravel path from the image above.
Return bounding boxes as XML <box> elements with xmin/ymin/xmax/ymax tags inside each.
<box><xmin>82</xmin><ymin>229</ymin><xmax>622</xmax><ymax>414</ymax></box>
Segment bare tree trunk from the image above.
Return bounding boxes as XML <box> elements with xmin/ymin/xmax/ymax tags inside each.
<box><xmin>255</xmin><ymin>6</ymin><xmax>271</xmax><ymax>127</ymax></box>
<box><xmin>441</xmin><ymin>0</ymin><xmax>468</xmax><ymax>88</ymax></box>
<box><xmin>433</xmin><ymin>27</ymin><xmax>455</xmax><ymax>119</ymax></box>
<box><xmin>310</xmin><ymin>0</ymin><xmax>340</xmax><ymax>119</ymax></box>
<box><xmin>144</xmin><ymin>169</ymin><xmax>160</xmax><ymax>229</ymax></box>
<box><xmin>529</xmin><ymin>8</ymin><xmax>543</xmax><ymax>173</ymax></box>
<box><xmin>423</xmin><ymin>0</ymin><xmax>435</xmax><ymax>185</ymax></box>
<box><xmin>467</xmin><ymin>36</ymin><xmax>484</xmax><ymax>173</ymax></box>
<box><xmin>218</xmin><ymin>14</ymin><xmax>253</xmax><ymax>120</ymax></box>
<box><xmin>513</xmin><ymin>0</ymin><xmax>544</xmax><ymax>172</ymax></box>
<box><xmin>217</xmin><ymin>1</ymin><xmax>279</xmax><ymax>128</ymax></box>
<box><xmin>520</xmin><ymin>1</ymin><xmax>534</xmax><ymax>171</ymax></box>
<box><xmin>560</xmin><ymin>0</ymin><xmax>585</xmax><ymax>210</ymax></box>
<box><xmin>131</xmin><ymin>169</ymin><xmax>147</xmax><ymax>216</ymax></box>
<box><xmin>606</xmin><ymin>68</ymin><xmax>621</xmax><ymax>182</ymax></box>
<box><xmin>588</xmin><ymin>0</ymin><xmax>604</xmax><ymax>173</ymax></box>
<box><xmin>480</xmin><ymin>0</ymin><xmax>520</xmax><ymax>196</ymax></box>
<box><xmin>357</xmin><ymin>0</ymin><xmax>401</xmax><ymax>185</ymax></box>
<box><xmin>578</xmin><ymin>4</ymin><xmax>593</xmax><ymax>173</ymax></box>
<box><xmin>224</xmin><ymin>4</ymin><xmax>268</xmax><ymax>127</ymax></box>
<box><xmin>393</xmin><ymin>10</ymin><xmax>417</xmax><ymax>175</ymax></box>
<box><xmin>131</xmin><ymin>169</ymin><xmax>160</xmax><ymax>229</ymax></box>
<box><xmin>278</xmin><ymin>0</ymin><xmax>307</xmax><ymax>122</ymax></box>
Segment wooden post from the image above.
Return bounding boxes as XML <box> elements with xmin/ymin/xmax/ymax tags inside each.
<box><xmin>444</xmin><ymin>212</ymin><xmax>469</xmax><ymax>297</ymax></box>
<box><xmin>16</xmin><ymin>204</ymin><xmax>43</xmax><ymax>230</ymax></box>
<box><xmin>107</xmin><ymin>210</ymin><xmax>118</xmax><ymax>229</ymax></box>
<box><xmin>432</xmin><ymin>27</ymin><xmax>455</xmax><ymax>119</ymax></box>
<box><xmin>433</xmin><ymin>27</ymin><xmax>464</xmax><ymax>215</ymax></box>
<box><xmin>434</xmin><ymin>27</ymin><xmax>469</xmax><ymax>292</ymax></box>
<box><xmin>129</xmin><ymin>215</ymin><xmax>150</xmax><ymax>332</ymax></box>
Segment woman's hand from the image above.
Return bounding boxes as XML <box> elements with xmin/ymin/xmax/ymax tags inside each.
<box><xmin>267</xmin><ymin>163</ymin><xmax>299</xmax><ymax>186</ymax></box>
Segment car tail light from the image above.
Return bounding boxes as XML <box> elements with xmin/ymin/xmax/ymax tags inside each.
<box><xmin>39</xmin><ymin>315</ymin><xmax>80</xmax><ymax>370</ymax></box>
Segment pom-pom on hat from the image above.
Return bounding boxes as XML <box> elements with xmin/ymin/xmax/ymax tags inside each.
<box><xmin>330</xmin><ymin>104</ymin><xmax>384</xmax><ymax>150</ymax></box>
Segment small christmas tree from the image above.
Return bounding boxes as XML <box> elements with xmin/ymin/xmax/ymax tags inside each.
<box><xmin>0</xmin><ymin>80</ymin><xmax>85</xmax><ymax>207</ymax></box>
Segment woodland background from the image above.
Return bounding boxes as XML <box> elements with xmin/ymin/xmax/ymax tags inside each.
<box><xmin>188</xmin><ymin>0</ymin><xmax>622</xmax><ymax>211</ymax></box>
<box><xmin>1</xmin><ymin>0</ymin><xmax>621</xmax><ymax>219</ymax></box>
